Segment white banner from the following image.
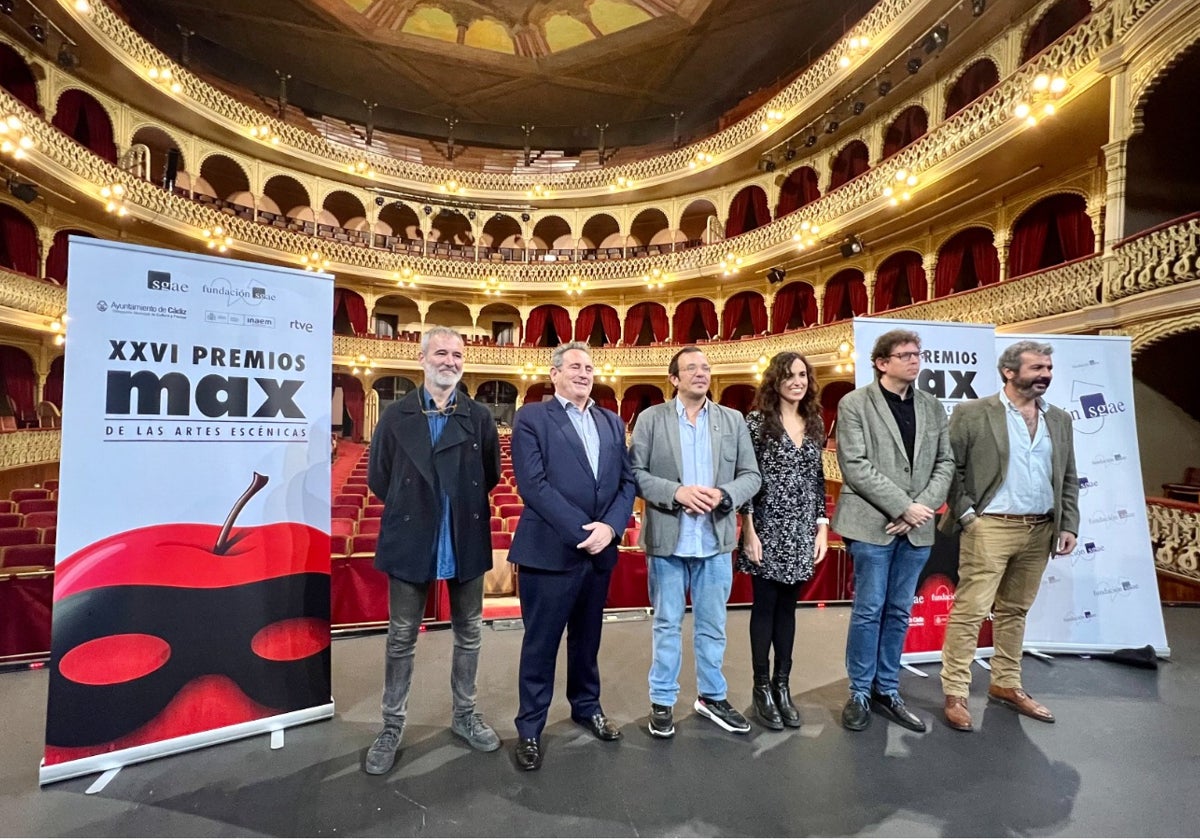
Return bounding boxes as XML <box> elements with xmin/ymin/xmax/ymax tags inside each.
<box><xmin>42</xmin><ymin>239</ymin><xmax>334</xmax><ymax>784</ymax></box>
<box><xmin>851</xmin><ymin>317</ymin><xmax>998</xmax><ymax>662</ymax></box>
<box><xmin>997</xmin><ymin>333</ymin><xmax>1169</xmax><ymax>656</ymax></box>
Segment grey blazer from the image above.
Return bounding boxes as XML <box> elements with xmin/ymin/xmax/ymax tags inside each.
<box><xmin>630</xmin><ymin>398</ymin><xmax>762</xmax><ymax>558</ymax></box>
<box><xmin>938</xmin><ymin>393</ymin><xmax>1080</xmax><ymax>537</ymax></box>
<box><xmin>831</xmin><ymin>382</ymin><xmax>954</xmax><ymax>547</ymax></box>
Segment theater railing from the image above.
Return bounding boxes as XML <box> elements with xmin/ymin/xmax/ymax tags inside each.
<box><xmin>0</xmin><ymin>429</ymin><xmax>61</xmax><ymax>469</ymax></box>
<box><xmin>1147</xmin><ymin>497</ymin><xmax>1200</xmax><ymax>589</ymax></box>
<box><xmin>1107</xmin><ymin>213</ymin><xmax>1200</xmax><ymax>303</ymax></box>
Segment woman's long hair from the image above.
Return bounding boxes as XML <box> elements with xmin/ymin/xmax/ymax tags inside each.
<box><xmin>751</xmin><ymin>351</ymin><xmax>824</xmax><ymax>445</ymax></box>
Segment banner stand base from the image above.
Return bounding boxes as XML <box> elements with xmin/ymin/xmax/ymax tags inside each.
<box><xmin>270</xmin><ymin>730</ymin><xmax>285</xmax><ymax>750</ymax></box>
<box><xmin>974</xmin><ymin>656</ymin><xmax>992</xmax><ymax>671</ymax></box>
<box><xmin>1026</xmin><ymin>648</ymin><xmax>1055</xmax><ymax>662</ymax></box>
<box><xmin>84</xmin><ymin>768</ymin><xmax>120</xmax><ymax>795</ymax></box>
<box><xmin>901</xmin><ymin>662</ymin><xmax>928</xmax><ymax>678</ymax></box>
<box><xmin>39</xmin><ymin>702</ymin><xmax>335</xmax><ymax>786</ymax></box>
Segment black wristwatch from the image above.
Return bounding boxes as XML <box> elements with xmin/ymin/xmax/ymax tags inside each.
<box><xmin>717</xmin><ymin>489</ymin><xmax>733</xmax><ymax>513</ymax></box>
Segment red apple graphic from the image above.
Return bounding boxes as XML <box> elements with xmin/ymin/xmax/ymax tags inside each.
<box><xmin>44</xmin><ymin>472</ymin><xmax>331</xmax><ymax>763</ymax></box>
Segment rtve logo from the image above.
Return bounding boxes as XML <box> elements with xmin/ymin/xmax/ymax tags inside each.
<box><xmin>146</xmin><ymin>270</ymin><xmax>189</xmax><ymax>293</ymax></box>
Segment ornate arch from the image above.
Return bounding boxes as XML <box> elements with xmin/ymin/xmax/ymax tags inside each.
<box><xmin>1128</xmin><ymin>314</ymin><xmax>1200</xmax><ymax>358</ymax></box>
<box><xmin>1129</xmin><ymin>30</ymin><xmax>1200</xmax><ymax>137</ymax></box>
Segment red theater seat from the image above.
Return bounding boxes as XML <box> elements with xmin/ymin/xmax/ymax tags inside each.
<box><xmin>0</xmin><ymin>501</ymin><xmax>13</xmax><ymax>514</ymax></box>
<box><xmin>364</xmin><ymin>504</ymin><xmax>385</xmax><ymax>518</ymax></box>
<box><xmin>490</xmin><ymin>516</ymin><xmax>503</xmax><ymax>531</ymax></box>
<box><xmin>333</xmin><ymin>494</ymin><xmax>363</xmax><ymax>508</ymax></box>
<box><xmin>331</xmin><ymin>504</ymin><xmax>360</xmax><ymax>520</ymax></box>
<box><xmin>0</xmin><ymin>543</ymin><xmax>54</xmax><ymax>570</ymax></box>
<box><xmin>43</xmin><ymin>480</ymin><xmax>59</xmax><ymax>492</ymax></box>
<box><xmin>492</xmin><ymin>494</ymin><xmax>521</xmax><ymax>507</ymax></box>
<box><xmin>331</xmin><ymin>518</ymin><xmax>356</xmax><ymax>537</ymax></box>
<box><xmin>504</xmin><ymin>515</ymin><xmax>522</xmax><ymax>533</ymax></box>
<box><xmin>330</xmin><ymin>534</ymin><xmax>351</xmax><ymax>557</ymax></box>
<box><xmin>39</xmin><ymin>526</ymin><xmax>55</xmax><ymax>545</ymax></box>
<box><xmin>351</xmin><ymin>534</ymin><xmax>378</xmax><ymax>557</ymax></box>
<box><xmin>342</xmin><ymin>484</ymin><xmax>369</xmax><ymax>497</ymax></box>
<box><xmin>16</xmin><ymin>499</ymin><xmax>56</xmax><ymax>515</ymax></box>
<box><xmin>490</xmin><ymin>531</ymin><xmax>512</xmax><ymax>549</ymax></box>
<box><xmin>23</xmin><ymin>512</ymin><xmax>56</xmax><ymax>529</ymax></box>
<box><xmin>0</xmin><ymin>528</ymin><xmax>39</xmax><ymax>547</ymax></box>
<box><xmin>498</xmin><ymin>503</ymin><xmax>524</xmax><ymax>519</ymax></box>
<box><xmin>358</xmin><ymin>518</ymin><xmax>381</xmax><ymax>535</ymax></box>
<box><xmin>9</xmin><ymin>489</ymin><xmax>48</xmax><ymax>503</ymax></box>
<box><xmin>0</xmin><ymin>513</ymin><xmax>22</xmax><ymax>528</ymax></box>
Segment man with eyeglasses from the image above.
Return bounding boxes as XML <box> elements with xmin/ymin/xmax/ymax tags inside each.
<box><xmin>630</xmin><ymin>346</ymin><xmax>762</xmax><ymax>738</ymax></box>
<box><xmin>832</xmin><ymin>329</ymin><xmax>954</xmax><ymax>733</ymax></box>
<box><xmin>364</xmin><ymin>326</ymin><xmax>502</xmax><ymax>775</ymax></box>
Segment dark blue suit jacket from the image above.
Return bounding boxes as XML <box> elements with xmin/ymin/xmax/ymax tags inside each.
<box><xmin>509</xmin><ymin>396</ymin><xmax>636</xmax><ymax>572</ymax></box>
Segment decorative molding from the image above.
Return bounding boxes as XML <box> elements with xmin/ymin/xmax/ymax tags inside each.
<box><xmin>1148</xmin><ymin>498</ymin><xmax>1200</xmax><ymax>582</ymax></box>
<box><xmin>0</xmin><ymin>429</ymin><xmax>61</xmax><ymax>468</ymax></box>
<box><xmin>0</xmin><ymin>270</ymin><xmax>67</xmax><ymax>318</ymax></box>
<box><xmin>822</xmin><ymin>448</ymin><xmax>842</xmax><ymax>484</ymax></box>
<box><xmin>1107</xmin><ymin>215</ymin><xmax>1199</xmax><ymax>304</ymax></box>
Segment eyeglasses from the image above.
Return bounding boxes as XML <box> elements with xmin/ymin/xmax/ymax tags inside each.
<box><xmin>888</xmin><ymin>351</ymin><xmax>921</xmax><ymax>361</ymax></box>
<box><xmin>679</xmin><ymin>364</ymin><xmax>712</xmax><ymax>375</ymax></box>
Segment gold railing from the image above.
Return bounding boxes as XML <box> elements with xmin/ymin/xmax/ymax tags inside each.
<box><xmin>1147</xmin><ymin>497</ymin><xmax>1200</xmax><ymax>584</ymax></box>
<box><xmin>0</xmin><ymin>429</ymin><xmax>61</xmax><ymax>469</ymax></box>
<box><xmin>1108</xmin><ymin>213</ymin><xmax>1200</xmax><ymax>302</ymax></box>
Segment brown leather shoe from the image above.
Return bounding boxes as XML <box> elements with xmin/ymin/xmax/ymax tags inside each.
<box><xmin>944</xmin><ymin>695</ymin><xmax>973</xmax><ymax>731</ymax></box>
<box><xmin>987</xmin><ymin>686</ymin><xmax>1055</xmax><ymax>723</ymax></box>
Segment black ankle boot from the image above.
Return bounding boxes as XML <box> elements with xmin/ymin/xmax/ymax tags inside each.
<box><xmin>753</xmin><ymin>675</ymin><xmax>784</xmax><ymax>730</ymax></box>
<box><xmin>772</xmin><ymin>675</ymin><xmax>801</xmax><ymax>728</ymax></box>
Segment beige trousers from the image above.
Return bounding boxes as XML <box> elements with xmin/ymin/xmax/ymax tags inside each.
<box><xmin>940</xmin><ymin>516</ymin><xmax>1055</xmax><ymax>697</ymax></box>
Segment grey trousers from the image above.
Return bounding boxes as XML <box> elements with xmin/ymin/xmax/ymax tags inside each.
<box><xmin>381</xmin><ymin>574</ymin><xmax>485</xmax><ymax>728</ymax></box>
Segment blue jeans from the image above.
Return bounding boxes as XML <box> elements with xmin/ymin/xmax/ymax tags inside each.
<box><xmin>648</xmin><ymin>553</ymin><xmax>732</xmax><ymax>706</ymax></box>
<box><xmin>845</xmin><ymin>538</ymin><xmax>929</xmax><ymax>698</ymax></box>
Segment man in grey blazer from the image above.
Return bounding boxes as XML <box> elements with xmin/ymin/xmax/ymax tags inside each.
<box><xmin>832</xmin><ymin>328</ymin><xmax>954</xmax><ymax>733</ymax></box>
<box><xmin>630</xmin><ymin>346</ymin><xmax>762</xmax><ymax>739</ymax></box>
<box><xmin>939</xmin><ymin>340</ymin><xmax>1078</xmax><ymax>731</ymax></box>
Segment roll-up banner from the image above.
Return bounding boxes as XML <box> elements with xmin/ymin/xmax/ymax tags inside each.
<box><xmin>996</xmin><ymin>333</ymin><xmax>1169</xmax><ymax>656</ymax></box>
<box><xmin>40</xmin><ymin>239</ymin><xmax>335</xmax><ymax>785</ymax></box>
<box><xmin>849</xmin><ymin>317</ymin><xmax>998</xmax><ymax>663</ymax></box>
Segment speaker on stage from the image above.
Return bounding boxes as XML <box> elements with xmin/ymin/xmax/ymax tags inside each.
<box><xmin>163</xmin><ymin>148</ymin><xmax>181</xmax><ymax>192</ymax></box>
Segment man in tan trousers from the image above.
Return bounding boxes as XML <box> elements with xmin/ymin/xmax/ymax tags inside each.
<box><xmin>939</xmin><ymin>340</ymin><xmax>1079</xmax><ymax>731</ymax></box>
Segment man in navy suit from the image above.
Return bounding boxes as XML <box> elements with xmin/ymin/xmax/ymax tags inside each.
<box><xmin>509</xmin><ymin>341</ymin><xmax>637</xmax><ymax>771</ymax></box>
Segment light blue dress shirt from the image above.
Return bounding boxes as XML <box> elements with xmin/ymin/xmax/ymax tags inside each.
<box><xmin>982</xmin><ymin>390</ymin><xmax>1055</xmax><ymax>516</ymax></box>
<box><xmin>674</xmin><ymin>399</ymin><xmax>720</xmax><ymax>558</ymax></box>
<box><xmin>423</xmin><ymin>387</ymin><xmax>458</xmax><ymax>580</ymax></box>
<box><xmin>555</xmin><ymin>393</ymin><xmax>599</xmax><ymax>479</ymax></box>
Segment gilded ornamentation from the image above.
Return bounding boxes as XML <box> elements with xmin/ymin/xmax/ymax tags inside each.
<box><xmin>1148</xmin><ymin>498</ymin><xmax>1200</xmax><ymax>582</ymax></box>
<box><xmin>1107</xmin><ymin>215</ymin><xmax>1199</xmax><ymax>302</ymax></box>
<box><xmin>0</xmin><ymin>269</ymin><xmax>67</xmax><ymax>317</ymax></box>
<box><xmin>0</xmin><ymin>429</ymin><xmax>61</xmax><ymax>468</ymax></box>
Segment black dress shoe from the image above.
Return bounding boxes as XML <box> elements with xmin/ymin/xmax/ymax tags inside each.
<box><xmin>871</xmin><ymin>691</ymin><xmax>927</xmax><ymax>732</ymax></box>
<box><xmin>841</xmin><ymin>695</ymin><xmax>870</xmax><ymax>731</ymax></box>
<box><xmin>575</xmin><ymin>713</ymin><xmax>622</xmax><ymax>741</ymax></box>
<box><xmin>514</xmin><ymin>737</ymin><xmax>543</xmax><ymax>771</ymax></box>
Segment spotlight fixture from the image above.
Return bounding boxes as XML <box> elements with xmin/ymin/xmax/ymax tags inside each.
<box><xmin>971</xmin><ymin>0</ymin><xmax>986</xmax><ymax>16</ymax></box>
<box><xmin>852</xmin><ymin>100</ymin><xmax>866</xmax><ymax>116</ymax></box>
<box><xmin>520</xmin><ymin>212</ymin><xmax>530</xmax><ymax>222</ymax></box>
<box><xmin>840</xmin><ymin>234</ymin><xmax>865</xmax><ymax>258</ymax></box>
<box><xmin>56</xmin><ymin>45</ymin><xmax>78</xmax><ymax>69</ymax></box>
<box><xmin>374</xmin><ymin>195</ymin><xmax>385</xmax><ymax>206</ymax></box>
<box><xmin>422</xmin><ymin>205</ymin><xmax>432</xmax><ymax>215</ymax></box>
<box><xmin>28</xmin><ymin>23</ymin><xmax>45</xmax><ymax>43</ymax></box>
<box><xmin>907</xmin><ymin>56</ymin><xmax>923</xmax><ymax>75</ymax></box>
<box><xmin>766</xmin><ymin>266</ymin><xmax>786</xmax><ymax>285</ymax></box>
<box><xmin>877</xmin><ymin>79</ymin><xmax>892</xmax><ymax>97</ymax></box>
<box><xmin>804</xmin><ymin>133</ymin><xmax>817</xmax><ymax>147</ymax></box>
<box><xmin>784</xmin><ymin>146</ymin><xmax>796</xmax><ymax>162</ymax></box>
<box><xmin>6</xmin><ymin>177</ymin><xmax>37</xmax><ymax>203</ymax></box>
<box><xmin>922</xmin><ymin>24</ymin><xmax>949</xmax><ymax>54</ymax></box>
<box><xmin>759</xmin><ymin>157</ymin><xmax>777</xmax><ymax>173</ymax></box>
<box><xmin>467</xmin><ymin>210</ymin><xmax>476</xmax><ymax>220</ymax></box>
<box><xmin>825</xmin><ymin>120</ymin><xmax>839</xmax><ymax>134</ymax></box>
<box><xmin>0</xmin><ymin>0</ymin><xmax>13</xmax><ymax>15</ymax></box>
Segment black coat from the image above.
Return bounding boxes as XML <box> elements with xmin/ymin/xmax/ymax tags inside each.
<box><xmin>368</xmin><ymin>389</ymin><xmax>500</xmax><ymax>584</ymax></box>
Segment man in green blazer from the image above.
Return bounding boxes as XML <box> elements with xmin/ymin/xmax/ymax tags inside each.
<box><xmin>832</xmin><ymin>328</ymin><xmax>954</xmax><ymax>733</ymax></box>
<box><xmin>939</xmin><ymin>339</ymin><xmax>1079</xmax><ymax>732</ymax></box>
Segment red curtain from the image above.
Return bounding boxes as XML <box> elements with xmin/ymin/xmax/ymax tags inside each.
<box><xmin>830</xmin><ymin>142</ymin><xmax>869</xmax><ymax>190</ymax></box>
<box><xmin>335</xmin><ymin>374</ymin><xmax>365</xmax><ymax>442</ymax></box>
<box><xmin>1009</xmin><ymin>212</ymin><xmax>1051</xmax><ymax>278</ymax></box>
<box><xmin>549</xmin><ymin>306</ymin><xmax>571</xmax><ymax>344</ymax></box>
<box><xmin>945</xmin><ymin>60</ymin><xmax>1000</xmax><ymax>118</ymax></box>
<box><xmin>341</xmin><ymin>290</ymin><xmax>369</xmax><ymax>335</ymax></box>
<box><xmin>593</xmin><ymin>387</ymin><xmax>617</xmax><ymax>414</ymax></box>
<box><xmin>971</xmin><ymin>238</ymin><xmax>1000</xmax><ymax>286</ymax></box>
<box><xmin>623</xmin><ymin>304</ymin><xmax>646</xmax><ymax>345</ymax></box>
<box><xmin>771</xmin><ymin>285</ymin><xmax>795</xmax><ymax>332</ymax></box>
<box><xmin>824</xmin><ymin>271</ymin><xmax>866</xmax><ymax>322</ymax></box>
<box><xmin>881</xmin><ymin>107</ymin><xmax>928</xmax><ymax>160</ymax></box>
<box><xmin>649</xmin><ymin>304</ymin><xmax>669</xmax><ymax>342</ymax></box>
<box><xmin>848</xmin><ymin>276</ymin><xmax>868</xmax><ymax>316</ymax></box>
<box><xmin>0</xmin><ymin>45</ymin><xmax>42</xmax><ymax>115</ymax></box>
<box><xmin>43</xmin><ymin>356</ymin><xmax>63</xmax><ymax>409</ymax></box>
<box><xmin>673</xmin><ymin>300</ymin><xmax>698</xmax><ymax>341</ymax></box>
<box><xmin>722</xmin><ymin>295</ymin><xmax>746</xmax><ymax>340</ymax></box>
<box><xmin>45</xmin><ymin>229</ymin><xmax>95</xmax><ymax>285</ymax></box>
<box><xmin>600</xmin><ymin>306</ymin><xmax>620</xmax><ymax>344</ymax></box>
<box><xmin>1023</xmin><ymin>0</ymin><xmax>1091</xmax><ymax>62</ymax></box>
<box><xmin>574</xmin><ymin>305</ymin><xmax>598</xmax><ymax>342</ymax></box>
<box><xmin>907</xmin><ymin>259</ymin><xmax>928</xmax><ymax>302</ymax></box>
<box><xmin>874</xmin><ymin>262</ymin><xmax>901</xmax><ymax>312</ymax></box>
<box><xmin>1056</xmin><ymin>204</ymin><xmax>1095</xmax><ymax>260</ymax></box>
<box><xmin>0</xmin><ymin>346</ymin><xmax>36</xmax><ymax>423</ymax></box>
<box><xmin>619</xmin><ymin>386</ymin><xmax>663</xmax><ymax>422</ymax></box>
<box><xmin>935</xmin><ymin>236</ymin><xmax>968</xmax><ymax>296</ymax></box>
<box><xmin>526</xmin><ymin>306</ymin><xmax>549</xmax><ymax>346</ymax></box>
<box><xmin>725</xmin><ymin>187</ymin><xmax>770</xmax><ymax>237</ymax></box>
<box><xmin>0</xmin><ymin>206</ymin><xmax>39</xmax><ymax>277</ymax></box>
<box><xmin>52</xmin><ymin>90</ymin><xmax>118</xmax><ymax>164</ymax></box>
<box><xmin>748</xmin><ymin>295</ymin><xmax>767</xmax><ymax>333</ymax></box>
<box><xmin>823</xmin><ymin>279</ymin><xmax>846</xmax><ymax>323</ymax></box>
<box><xmin>774</xmin><ymin>168</ymin><xmax>820</xmax><ymax>218</ymax></box>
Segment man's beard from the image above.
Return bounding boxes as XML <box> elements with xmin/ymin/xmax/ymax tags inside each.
<box><xmin>426</xmin><ymin>367</ymin><xmax>462</xmax><ymax>389</ymax></box>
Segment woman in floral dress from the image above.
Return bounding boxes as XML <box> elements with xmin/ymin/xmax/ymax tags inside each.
<box><xmin>739</xmin><ymin>352</ymin><xmax>829</xmax><ymax>729</ymax></box>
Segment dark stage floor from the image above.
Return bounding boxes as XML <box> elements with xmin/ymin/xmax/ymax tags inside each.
<box><xmin>1</xmin><ymin>606</ymin><xmax>1197</xmax><ymax>837</ymax></box>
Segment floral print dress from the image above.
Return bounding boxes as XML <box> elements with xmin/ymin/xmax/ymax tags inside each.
<box><xmin>738</xmin><ymin>410</ymin><xmax>826</xmax><ymax>585</ymax></box>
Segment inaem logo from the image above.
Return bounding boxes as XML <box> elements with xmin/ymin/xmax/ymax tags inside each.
<box><xmin>147</xmin><ymin>270</ymin><xmax>189</xmax><ymax>293</ymax></box>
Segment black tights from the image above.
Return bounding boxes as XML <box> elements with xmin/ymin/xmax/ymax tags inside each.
<box><xmin>749</xmin><ymin>576</ymin><xmax>803</xmax><ymax>679</ymax></box>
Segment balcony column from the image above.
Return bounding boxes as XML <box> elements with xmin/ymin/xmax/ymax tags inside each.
<box><xmin>1100</xmin><ymin>63</ymin><xmax>1131</xmax><ymax>249</ymax></box>
<box><xmin>923</xmin><ymin>253</ymin><xmax>937</xmax><ymax>300</ymax></box>
<box><xmin>467</xmin><ymin>303</ymin><xmax>484</xmax><ymax>342</ymax></box>
<box><xmin>1086</xmin><ymin>195</ymin><xmax>1106</xmax><ymax>256</ymax></box>
<box><xmin>614</xmin><ymin>303</ymin><xmax>630</xmax><ymax>345</ymax></box>
<box><xmin>995</xmin><ymin>230</ymin><xmax>1011</xmax><ymax>283</ymax></box>
<box><xmin>362</xmin><ymin>292</ymin><xmax>379</xmax><ymax>335</ymax></box>
<box><xmin>36</xmin><ymin>227</ymin><xmax>54</xmax><ymax>279</ymax></box>
<box><xmin>416</xmin><ymin>300</ymin><xmax>431</xmax><ymax>327</ymax></box>
<box><xmin>516</xmin><ymin>305</ymin><xmax>533</xmax><ymax>346</ymax></box>
<box><xmin>363</xmin><ymin>383</ymin><xmax>379</xmax><ymax>443</ymax></box>
<box><xmin>814</xmin><ymin>285</ymin><xmax>826</xmax><ymax>324</ymax></box>
<box><xmin>864</xmin><ymin>268</ymin><xmax>877</xmax><ymax>314</ymax></box>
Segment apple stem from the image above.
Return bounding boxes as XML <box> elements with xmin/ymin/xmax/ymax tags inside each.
<box><xmin>214</xmin><ymin>472</ymin><xmax>269</xmax><ymax>555</ymax></box>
